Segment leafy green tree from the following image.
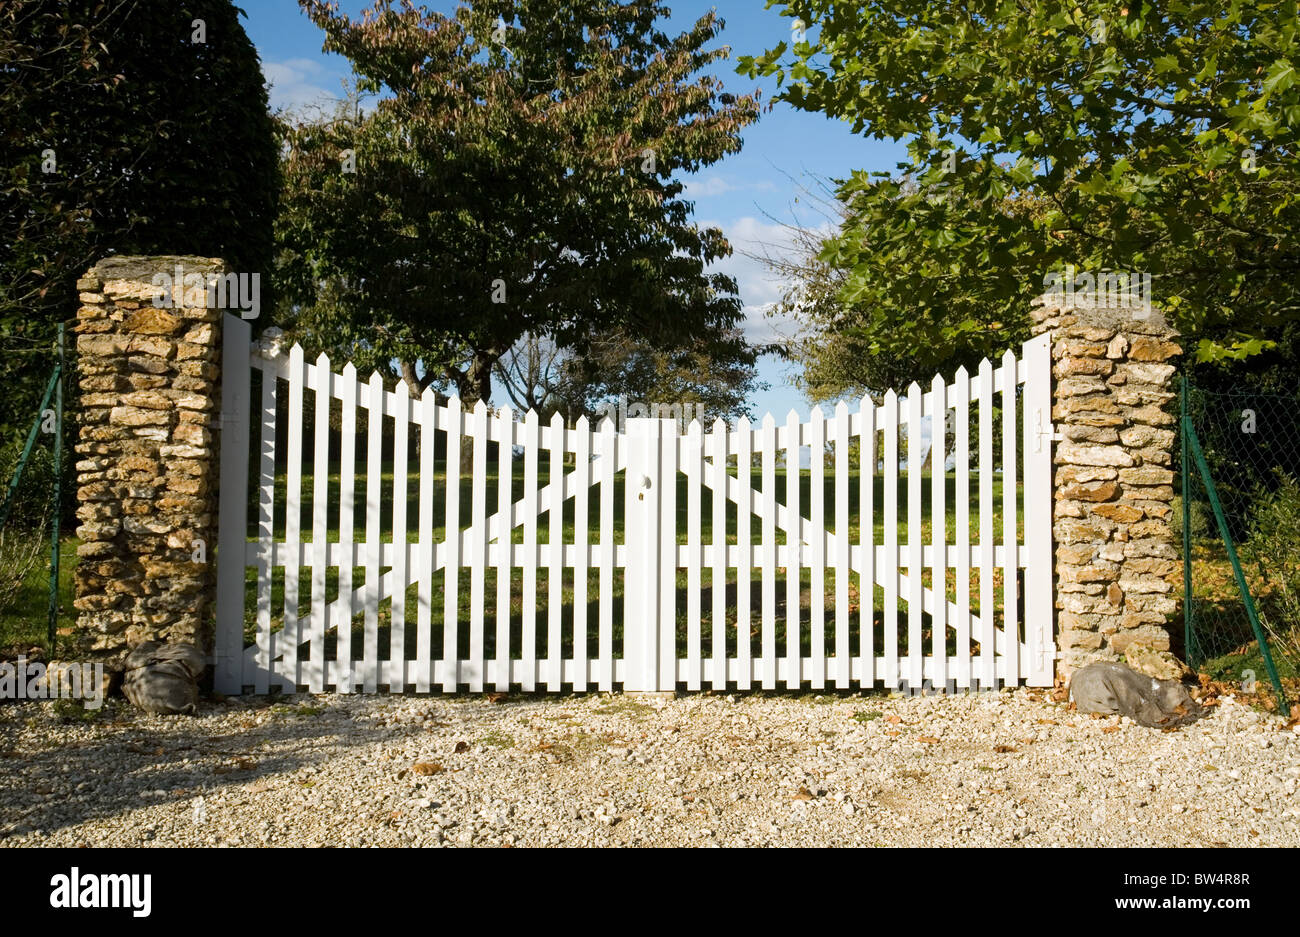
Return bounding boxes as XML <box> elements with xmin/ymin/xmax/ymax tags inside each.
<box><xmin>278</xmin><ymin>0</ymin><xmax>760</xmax><ymax>406</ymax></box>
<box><xmin>739</xmin><ymin>0</ymin><xmax>1300</xmax><ymax>377</ymax></box>
<box><xmin>1</xmin><ymin>0</ymin><xmax>279</xmax><ymax>424</ymax></box>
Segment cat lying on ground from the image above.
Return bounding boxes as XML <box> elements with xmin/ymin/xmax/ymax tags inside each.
<box><xmin>1068</xmin><ymin>660</ymin><xmax>1203</xmax><ymax>728</ymax></box>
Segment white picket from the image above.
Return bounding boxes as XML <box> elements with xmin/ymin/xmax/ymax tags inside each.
<box><xmin>1001</xmin><ymin>349</ymin><xmax>1020</xmax><ymax>684</ymax></box>
<box><xmin>282</xmin><ymin>344</ymin><xmax>305</xmax><ymax>690</ymax></box>
<box><xmin>906</xmin><ymin>383</ymin><xmax>923</xmax><ymax>690</ymax></box>
<box><xmin>547</xmin><ymin>412</ymin><xmax>564</xmax><ymax>691</ymax></box>
<box><xmin>597</xmin><ymin>415</ymin><xmax>615</xmax><ymax>692</ymax></box>
<box><xmin>882</xmin><ymin>390</ymin><xmax>899</xmax><ymax>688</ymax></box>
<box><xmin>390</xmin><ymin>379</ymin><xmax>410</xmax><ymax>691</ymax></box>
<box><xmin>977</xmin><ymin>357</ymin><xmax>996</xmax><ymax>689</ymax></box>
<box><xmin>417</xmin><ymin>386</ymin><xmax>436</xmax><ymax>693</ymax></box>
<box><xmin>1023</xmin><ymin>334</ymin><xmax>1055</xmax><ymax>686</ymax></box>
<box><xmin>443</xmin><ymin>396</ymin><xmax>462</xmax><ymax>693</ymax></box>
<box><xmin>711</xmin><ymin>417</ymin><xmax>728</xmax><ymax>689</ymax></box>
<box><xmin>495</xmin><ymin>406</ymin><xmax>514</xmax><ymax>691</ymax></box>
<box><xmin>685</xmin><ymin>419</ymin><xmax>702</xmax><ymax>690</ymax></box>
<box><xmin>254</xmin><ymin>363</ymin><xmax>277</xmax><ymax>694</ymax></box>
<box><xmin>309</xmin><ymin>353</ymin><xmax>330</xmax><ymax>693</ymax></box>
<box><xmin>469</xmin><ymin>400</ymin><xmax>489</xmax><ymax>692</ymax></box>
<box><xmin>337</xmin><ymin>366</ymin><xmax>357</xmax><ymax>693</ymax></box>
<box><xmin>761</xmin><ymin>414</ymin><xmax>776</xmax><ymax>690</ymax></box>
<box><xmin>809</xmin><ymin>407</ymin><xmax>825</xmax><ymax>689</ymax></box>
<box><xmin>573</xmin><ymin>416</ymin><xmax>590</xmax><ymax>691</ymax></box>
<box><xmin>953</xmin><ymin>366</ymin><xmax>972</xmax><ymax>689</ymax></box>
<box><xmin>859</xmin><ymin>394</ymin><xmax>875</xmax><ymax>686</ymax></box>
<box><xmin>784</xmin><ymin>409</ymin><xmax>801</xmax><ymax>689</ymax></box>
<box><xmin>521</xmin><ymin>409</ymin><xmax>539</xmax><ymax>692</ymax></box>
<box><xmin>930</xmin><ymin>372</ymin><xmax>947</xmax><ymax>689</ymax></box>
<box><xmin>834</xmin><ymin>401</ymin><xmax>849</xmax><ymax>688</ymax></box>
<box><xmin>363</xmin><ymin>371</ymin><xmax>383</xmax><ymax>693</ymax></box>
<box><xmin>735</xmin><ymin>418</ymin><xmax>752</xmax><ymax>690</ymax></box>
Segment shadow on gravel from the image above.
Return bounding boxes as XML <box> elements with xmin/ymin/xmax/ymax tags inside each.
<box><xmin>0</xmin><ymin>695</ymin><xmax>448</xmax><ymax>840</ymax></box>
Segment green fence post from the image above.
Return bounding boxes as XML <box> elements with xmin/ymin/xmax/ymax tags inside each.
<box><xmin>0</xmin><ymin>366</ymin><xmax>61</xmax><ymax>531</ymax></box>
<box><xmin>47</xmin><ymin>322</ymin><xmax>65</xmax><ymax>652</ymax></box>
<box><xmin>1184</xmin><ymin>414</ymin><xmax>1287</xmax><ymax>712</ymax></box>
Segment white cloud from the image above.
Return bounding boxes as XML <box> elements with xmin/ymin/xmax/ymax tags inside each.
<box><xmin>683</xmin><ymin>175</ymin><xmax>778</xmax><ymax>200</ymax></box>
<box><xmin>683</xmin><ymin>175</ymin><xmax>736</xmax><ymax>198</ymax></box>
<box><xmin>262</xmin><ymin>58</ymin><xmax>346</xmax><ymax>115</ymax></box>
<box><xmin>699</xmin><ymin>215</ymin><xmax>835</xmax><ymax>347</ymax></box>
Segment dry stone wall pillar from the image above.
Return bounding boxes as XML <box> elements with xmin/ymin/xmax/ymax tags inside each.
<box><xmin>72</xmin><ymin>256</ymin><xmax>226</xmax><ymax>667</ymax></box>
<box><xmin>1031</xmin><ymin>294</ymin><xmax>1185</xmax><ymax>680</ymax></box>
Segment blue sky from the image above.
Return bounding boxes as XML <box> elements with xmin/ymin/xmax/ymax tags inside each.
<box><xmin>243</xmin><ymin>0</ymin><xmax>909</xmax><ymax>420</ymax></box>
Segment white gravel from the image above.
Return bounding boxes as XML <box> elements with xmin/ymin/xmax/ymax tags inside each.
<box><xmin>1</xmin><ymin>687</ymin><xmax>1297</xmax><ymax>847</ymax></box>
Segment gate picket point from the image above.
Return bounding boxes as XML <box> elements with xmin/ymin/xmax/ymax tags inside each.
<box><xmin>214</xmin><ymin>316</ymin><xmax>1054</xmax><ymax>695</ymax></box>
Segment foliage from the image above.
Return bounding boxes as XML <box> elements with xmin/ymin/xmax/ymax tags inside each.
<box><xmin>1</xmin><ymin>1</ymin><xmax>278</xmax><ymax>436</ymax></box>
<box><xmin>738</xmin><ymin>0</ymin><xmax>1300</xmax><ymax>378</ymax></box>
<box><xmin>277</xmin><ymin>0</ymin><xmax>760</xmax><ymax>406</ymax></box>
<box><xmin>1242</xmin><ymin>472</ymin><xmax>1300</xmax><ymax>668</ymax></box>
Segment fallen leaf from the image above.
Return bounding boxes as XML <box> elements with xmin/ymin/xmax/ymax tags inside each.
<box><xmin>792</xmin><ymin>787</ymin><xmax>814</xmax><ymax>801</ymax></box>
<box><xmin>886</xmin><ymin>714</ymin><xmax>902</xmax><ymax>724</ymax></box>
<box><xmin>411</xmin><ymin>762</ymin><xmax>443</xmax><ymax>775</ymax></box>
<box><xmin>993</xmin><ymin>744</ymin><xmax>1016</xmax><ymax>753</ymax></box>
<box><xmin>1102</xmin><ymin>725</ymin><xmax>1122</xmax><ymax>734</ymax></box>
<box><xmin>887</xmin><ymin>729</ymin><xmax>901</xmax><ymax>737</ymax></box>
<box><xmin>1037</xmin><ymin>719</ymin><xmax>1057</xmax><ymax>726</ymax></box>
<box><xmin>917</xmin><ymin>736</ymin><xmax>940</xmax><ymax>744</ymax></box>
<box><xmin>487</xmin><ymin>692</ymin><xmax>509</xmax><ymax>704</ymax></box>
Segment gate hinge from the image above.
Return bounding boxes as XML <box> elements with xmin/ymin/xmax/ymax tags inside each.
<box><xmin>1033</xmin><ymin>408</ymin><xmax>1062</xmax><ymax>452</ymax></box>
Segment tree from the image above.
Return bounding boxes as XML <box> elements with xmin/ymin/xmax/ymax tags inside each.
<box><xmin>738</xmin><ymin>172</ymin><xmax>938</xmax><ymax>402</ymax></box>
<box><xmin>738</xmin><ymin>0</ymin><xmax>1300</xmax><ymax>377</ymax></box>
<box><xmin>278</xmin><ymin>0</ymin><xmax>760</xmax><ymax>406</ymax></box>
<box><xmin>1</xmin><ymin>0</ymin><xmax>279</xmax><ymax>430</ymax></box>
<box><xmin>492</xmin><ymin>324</ymin><xmax>763</xmax><ymax>425</ymax></box>
<box><xmin>566</xmin><ymin>325</ymin><xmax>763</xmax><ymax>423</ymax></box>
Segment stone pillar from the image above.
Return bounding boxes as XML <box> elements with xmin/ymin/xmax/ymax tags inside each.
<box><xmin>72</xmin><ymin>256</ymin><xmax>225</xmax><ymax>666</ymax></box>
<box><xmin>1030</xmin><ymin>294</ymin><xmax>1184</xmax><ymax>680</ymax></box>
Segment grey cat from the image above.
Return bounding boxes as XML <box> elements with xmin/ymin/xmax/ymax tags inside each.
<box><xmin>1068</xmin><ymin>660</ymin><xmax>1203</xmax><ymax>728</ymax></box>
<box><xmin>121</xmin><ymin>642</ymin><xmax>205</xmax><ymax>715</ymax></box>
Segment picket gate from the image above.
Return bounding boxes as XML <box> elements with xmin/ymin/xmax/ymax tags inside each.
<box><xmin>214</xmin><ymin>316</ymin><xmax>1054</xmax><ymax>694</ymax></box>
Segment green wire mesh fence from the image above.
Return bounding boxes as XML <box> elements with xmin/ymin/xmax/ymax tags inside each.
<box><xmin>1181</xmin><ymin>376</ymin><xmax>1298</xmax><ymax>712</ymax></box>
<box><xmin>0</xmin><ymin>324</ymin><xmax>68</xmax><ymax>655</ymax></box>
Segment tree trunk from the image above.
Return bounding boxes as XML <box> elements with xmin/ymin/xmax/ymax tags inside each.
<box><xmin>451</xmin><ymin>350</ymin><xmax>498</xmax><ymax>475</ymax></box>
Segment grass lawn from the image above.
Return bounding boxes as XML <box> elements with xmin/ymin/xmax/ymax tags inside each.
<box><xmin>0</xmin><ymin>535</ymin><xmax>76</xmax><ymax>654</ymax></box>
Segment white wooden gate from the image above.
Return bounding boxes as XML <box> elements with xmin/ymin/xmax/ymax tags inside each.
<box><xmin>214</xmin><ymin>316</ymin><xmax>1054</xmax><ymax>694</ymax></box>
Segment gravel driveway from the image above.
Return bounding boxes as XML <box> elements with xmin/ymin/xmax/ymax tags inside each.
<box><xmin>1</xmin><ymin>687</ymin><xmax>1296</xmax><ymax>847</ymax></box>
